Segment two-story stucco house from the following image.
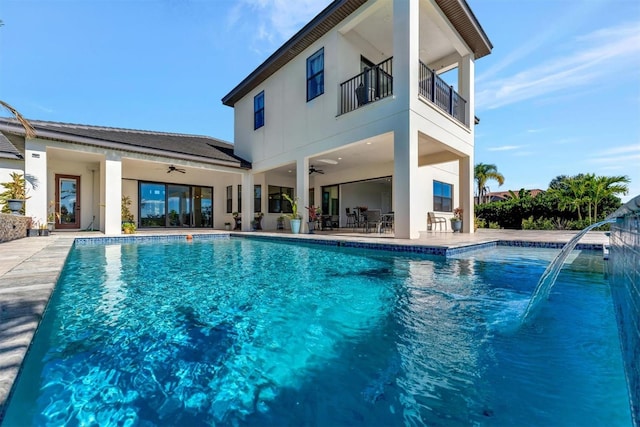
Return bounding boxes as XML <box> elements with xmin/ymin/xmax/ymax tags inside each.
<box><xmin>222</xmin><ymin>0</ymin><xmax>492</xmax><ymax>238</ymax></box>
<box><xmin>0</xmin><ymin>0</ymin><xmax>491</xmax><ymax>239</ymax></box>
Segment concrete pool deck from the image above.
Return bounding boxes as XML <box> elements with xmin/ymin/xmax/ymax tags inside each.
<box><xmin>0</xmin><ymin>228</ymin><xmax>610</xmax><ymax>417</ymax></box>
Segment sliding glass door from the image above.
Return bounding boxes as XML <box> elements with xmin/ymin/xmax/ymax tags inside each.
<box><xmin>139</xmin><ymin>182</ymin><xmax>213</xmax><ymax>228</ymax></box>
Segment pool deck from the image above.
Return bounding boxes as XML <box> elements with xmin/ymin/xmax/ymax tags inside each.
<box><xmin>0</xmin><ymin>228</ymin><xmax>609</xmax><ymax>417</ymax></box>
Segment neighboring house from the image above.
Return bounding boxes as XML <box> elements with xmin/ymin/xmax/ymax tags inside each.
<box><xmin>486</xmin><ymin>189</ymin><xmax>544</xmax><ymax>202</ymax></box>
<box><xmin>0</xmin><ymin>0</ymin><xmax>492</xmax><ymax>239</ymax></box>
<box><xmin>222</xmin><ymin>0</ymin><xmax>492</xmax><ymax>238</ymax></box>
<box><xmin>0</xmin><ymin>119</ymin><xmax>250</xmax><ymax>234</ymax></box>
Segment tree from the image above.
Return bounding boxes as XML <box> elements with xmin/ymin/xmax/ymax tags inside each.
<box><xmin>474</xmin><ymin>163</ymin><xmax>505</xmax><ymax>204</ymax></box>
<box><xmin>0</xmin><ymin>100</ymin><xmax>36</xmax><ymax>138</ymax></box>
<box><xmin>589</xmin><ymin>175</ymin><xmax>629</xmax><ymax>222</ymax></box>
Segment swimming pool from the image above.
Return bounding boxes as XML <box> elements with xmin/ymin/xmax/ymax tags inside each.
<box><xmin>2</xmin><ymin>238</ymin><xmax>632</xmax><ymax>426</ymax></box>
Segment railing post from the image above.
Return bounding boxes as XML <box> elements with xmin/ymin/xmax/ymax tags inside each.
<box><xmin>449</xmin><ymin>85</ymin><xmax>454</xmax><ymax>116</ymax></box>
<box><xmin>430</xmin><ymin>69</ymin><xmax>435</xmax><ymax>102</ymax></box>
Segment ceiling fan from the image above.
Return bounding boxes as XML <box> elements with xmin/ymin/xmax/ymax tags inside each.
<box><xmin>167</xmin><ymin>165</ymin><xmax>186</xmax><ymax>174</ymax></box>
<box><xmin>309</xmin><ymin>165</ymin><xmax>325</xmax><ymax>175</ymax></box>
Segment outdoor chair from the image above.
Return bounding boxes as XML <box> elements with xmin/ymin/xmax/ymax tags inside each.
<box><xmin>345</xmin><ymin>208</ymin><xmax>357</xmax><ymax>229</ymax></box>
<box><xmin>427</xmin><ymin>212</ymin><xmax>447</xmax><ymax>231</ymax></box>
<box><xmin>364</xmin><ymin>209</ymin><xmax>382</xmax><ymax>233</ymax></box>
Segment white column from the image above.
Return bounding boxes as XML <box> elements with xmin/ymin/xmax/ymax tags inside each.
<box><xmin>24</xmin><ymin>139</ymin><xmax>48</xmax><ymax>226</ymax></box>
<box><xmin>458</xmin><ymin>54</ymin><xmax>475</xmax><ymax>129</ymax></box>
<box><xmin>241</xmin><ymin>172</ymin><xmax>253</xmax><ymax>231</ymax></box>
<box><xmin>393</xmin><ymin>0</ymin><xmax>420</xmax><ymax>108</ymax></box>
<box><xmin>392</xmin><ymin>0</ymin><xmax>420</xmax><ymax>239</ymax></box>
<box><xmin>459</xmin><ymin>54</ymin><xmax>475</xmax><ymax>232</ymax></box>
<box><xmin>459</xmin><ymin>156</ymin><xmax>474</xmax><ymax>233</ymax></box>
<box><xmin>393</xmin><ymin>120</ymin><xmax>421</xmax><ymax>239</ymax></box>
<box><xmin>296</xmin><ymin>157</ymin><xmax>309</xmax><ymax>231</ymax></box>
<box><xmin>102</xmin><ymin>153</ymin><xmax>122</xmax><ymax>235</ymax></box>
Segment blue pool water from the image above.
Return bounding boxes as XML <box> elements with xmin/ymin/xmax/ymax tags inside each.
<box><xmin>2</xmin><ymin>238</ymin><xmax>632</xmax><ymax>426</ymax></box>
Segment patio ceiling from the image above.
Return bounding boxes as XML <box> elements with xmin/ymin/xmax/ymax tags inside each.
<box><xmin>266</xmin><ymin>131</ymin><xmax>459</xmax><ymax>178</ymax></box>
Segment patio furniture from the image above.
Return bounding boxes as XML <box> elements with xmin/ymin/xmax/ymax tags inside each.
<box><xmin>427</xmin><ymin>212</ymin><xmax>446</xmax><ymax>231</ymax></box>
<box><xmin>380</xmin><ymin>212</ymin><xmax>394</xmax><ymax>233</ymax></box>
<box><xmin>346</xmin><ymin>208</ymin><xmax>357</xmax><ymax>229</ymax></box>
<box><xmin>364</xmin><ymin>209</ymin><xmax>382</xmax><ymax>233</ymax></box>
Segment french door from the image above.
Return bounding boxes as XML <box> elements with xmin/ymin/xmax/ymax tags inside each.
<box><xmin>55</xmin><ymin>174</ymin><xmax>81</xmax><ymax>229</ymax></box>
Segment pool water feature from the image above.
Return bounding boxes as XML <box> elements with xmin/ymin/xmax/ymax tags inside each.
<box><xmin>2</xmin><ymin>239</ymin><xmax>632</xmax><ymax>426</ymax></box>
<box><xmin>521</xmin><ymin>218</ymin><xmax>616</xmax><ymax>323</ymax></box>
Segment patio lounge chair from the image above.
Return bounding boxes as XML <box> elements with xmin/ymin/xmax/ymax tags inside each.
<box><xmin>427</xmin><ymin>212</ymin><xmax>446</xmax><ymax>231</ymax></box>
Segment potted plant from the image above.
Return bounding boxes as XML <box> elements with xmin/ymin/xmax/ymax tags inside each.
<box><xmin>121</xmin><ymin>195</ymin><xmax>136</xmax><ymax>233</ymax></box>
<box><xmin>282</xmin><ymin>193</ymin><xmax>302</xmax><ymax>234</ymax></box>
<box><xmin>450</xmin><ymin>207</ymin><xmax>463</xmax><ymax>232</ymax></box>
<box><xmin>254</xmin><ymin>212</ymin><xmax>264</xmax><ymax>230</ymax></box>
<box><xmin>0</xmin><ymin>172</ymin><xmax>28</xmax><ymax>215</ymax></box>
<box><xmin>47</xmin><ymin>200</ymin><xmax>60</xmax><ymax>232</ymax></box>
<box><xmin>122</xmin><ymin>222</ymin><xmax>136</xmax><ymax>234</ymax></box>
<box><xmin>224</xmin><ymin>222</ymin><xmax>231</xmax><ymax>231</ymax></box>
<box><xmin>276</xmin><ymin>215</ymin><xmax>285</xmax><ymax>230</ymax></box>
<box><xmin>232</xmin><ymin>212</ymin><xmax>241</xmax><ymax>230</ymax></box>
<box><xmin>306</xmin><ymin>205</ymin><xmax>321</xmax><ymax>234</ymax></box>
<box><xmin>26</xmin><ymin>217</ymin><xmax>39</xmax><ymax>237</ymax></box>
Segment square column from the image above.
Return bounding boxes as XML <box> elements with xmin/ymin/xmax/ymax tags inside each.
<box><xmin>101</xmin><ymin>153</ymin><xmax>122</xmax><ymax>235</ymax></box>
<box><xmin>458</xmin><ymin>54</ymin><xmax>475</xmax><ymax>129</ymax></box>
<box><xmin>24</xmin><ymin>139</ymin><xmax>47</xmax><ymax>224</ymax></box>
<box><xmin>296</xmin><ymin>158</ymin><xmax>309</xmax><ymax>230</ymax></box>
<box><xmin>459</xmin><ymin>155</ymin><xmax>474</xmax><ymax>233</ymax></box>
<box><xmin>241</xmin><ymin>172</ymin><xmax>254</xmax><ymax>231</ymax></box>
<box><xmin>393</xmin><ymin>118</ymin><xmax>421</xmax><ymax>239</ymax></box>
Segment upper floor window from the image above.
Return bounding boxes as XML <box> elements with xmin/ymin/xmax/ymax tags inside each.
<box><xmin>254</xmin><ymin>91</ymin><xmax>264</xmax><ymax>130</ymax></box>
<box><xmin>307</xmin><ymin>48</ymin><xmax>324</xmax><ymax>101</ymax></box>
<box><xmin>433</xmin><ymin>181</ymin><xmax>453</xmax><ymax>212</ymax></box>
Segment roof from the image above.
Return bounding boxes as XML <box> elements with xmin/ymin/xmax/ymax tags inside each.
<box><xmin>0</xmin><ymin>131</ymin><xmax>23</xmax><ymax>160</ymax></box>
<box><xmin>0</xmin><ymin>118</ymin><xmax>251</xmax><ymax>169</ymax></box>
<box><xmin>487</xmin><ymin>189</ymin><xmax>545</xmax><ymax>200</ymax></box>
<box><xmin>222</xmin><ymin>0</ymin><xmax>493</xmax><ymax>107</ymax></box>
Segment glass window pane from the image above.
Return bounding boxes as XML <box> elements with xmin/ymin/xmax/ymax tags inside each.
<box><xmin>140</xmin><ymin>183</ymin><xmax>166</xmax><ymax>227</ymax></box>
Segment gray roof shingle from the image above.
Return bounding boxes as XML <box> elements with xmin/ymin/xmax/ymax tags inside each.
<box><xmin>0</xmin><ymin>131</ymin><xmax>23</xmax><ymax>159</ymax></box>
<box><xmin>0</xmin><ymin>118</ymin><xmax>250</xmax><ymax>168</ymax></box>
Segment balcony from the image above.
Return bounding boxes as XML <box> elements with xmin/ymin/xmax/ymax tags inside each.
<box><xmin>339</xmin><ymin>57</ymin><xmax>393</xmax><ymax>116</ymax></box>
<box><xmin>419</xmin><ymin>61</ymin><xmax>468</xmax><ymax>127</ymax></box>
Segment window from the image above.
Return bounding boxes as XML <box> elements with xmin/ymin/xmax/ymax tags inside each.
<box><xmin>433</xmin><ymin>181</ymin><xmax>453</xmax><ymax>212</ymax></box>
<box><xmin>268</xmin><ymin>185</ymin><xmax>294</xmax><ymax>214</ymax></box>
<box><xmin>237</xmin><ymin>185</ymin><xmax>242</xmax><ymax>213</ymax></box>
<box><xmin>307</xmin><ymin>48</ymin><xmax>324</xmax><ymax>101</ymax></box>
<box><xmin>254</xmin><ymin>91</ymin><xmax>264</xmax><ymax>129</ymax></box>
<box><xmin>254</xmin><ymin>185</ymin><xmax>262</xmax><ymax>213</ymax></box>
<box><xmin>226</xmin><ymin>186</ymin><xmax>232</xmax><ymax>213</ymax></box>
<box><xmin>139</xmin><ymin>182</ymin><xmax>213</xmax><ymax>228</ymax></box>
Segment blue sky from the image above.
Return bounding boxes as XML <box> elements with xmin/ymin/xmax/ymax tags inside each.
<box><xmin>1</xmin><ymin>0</ymin><xmax>638</xmax><ymax>201</ymax></box>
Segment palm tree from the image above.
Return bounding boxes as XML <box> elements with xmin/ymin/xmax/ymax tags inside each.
<box><xmin>474</xmin><ymin>163</ymin><xmax>505</xmax><ymax>204</ymax></box>
<box><xmin>589</xmin><ymin>175</ymin><xmax>629</xmax><ymax>222</ymax></box>
<box><xmin>0</xmin><ymin>100</ymin><xmax>36</xmax><ymax>138</ymax></box>
<box><xmin>560</xmin><ymin>176</ymin><xmax>589</xmax><ymax>221</ymax></box>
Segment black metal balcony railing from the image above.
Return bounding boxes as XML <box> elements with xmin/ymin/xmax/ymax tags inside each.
<box><xmin>339</xmin><ymin>57</ymin><xmax>393</xmax><ymax>115</ymax></box>
<box><xmin>419</xmin><ymin>61</ymin><xmax>468</xmax><ymax>127</ymax></box>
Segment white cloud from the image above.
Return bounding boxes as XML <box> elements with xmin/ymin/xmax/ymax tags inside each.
<box><xmin>228</xmin><ymin>0</ymin><xmax>329</xmax><ymax>54</ymax></box>
<box><xmin>477</xmin><ymin>21</ymin><xmax>640</xmax><ymax>110</ymax></box>
<box><xmin>597</xmin><ymin>144</ymin><xmax>640</xmax><ymax>156</ymax></box>
<box><xmin>487</xmin><ymin>145</ymin><xmax>525</xmax><ymax>151</ymax></box>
